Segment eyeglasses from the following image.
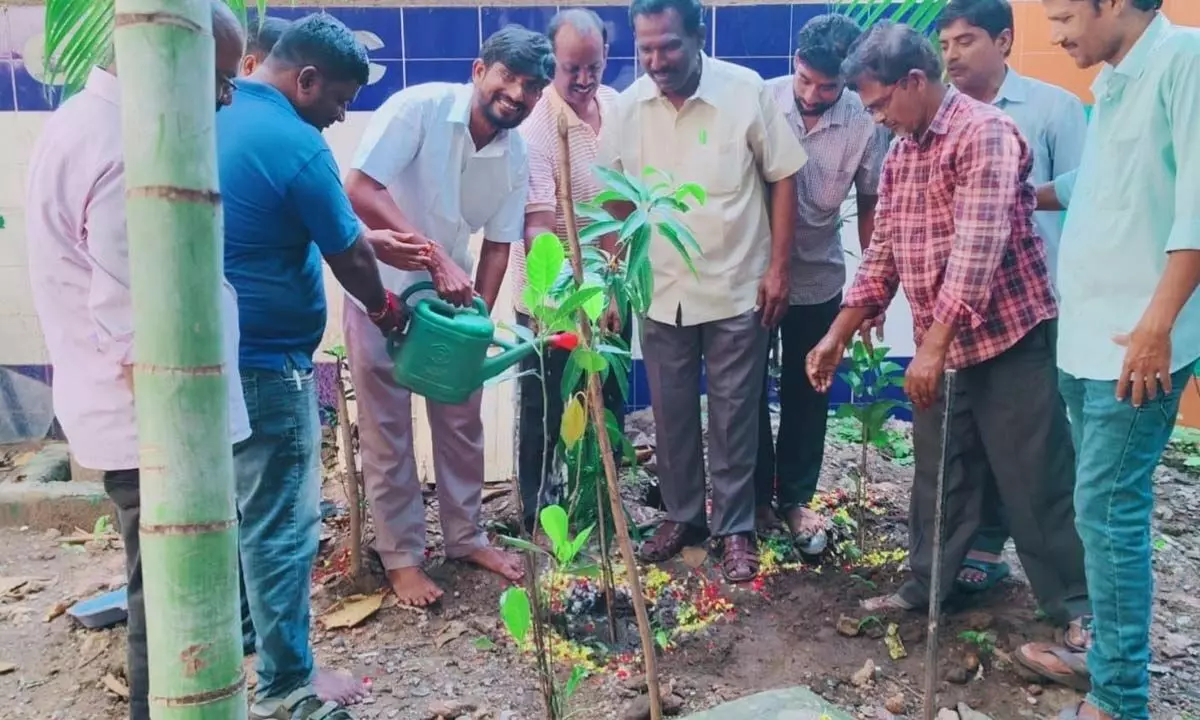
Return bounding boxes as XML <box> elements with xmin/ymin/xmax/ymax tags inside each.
<box><xmin>863</xmin><ymin>74</ymin><xmax>913</xmax><ymax>117</ymax></box>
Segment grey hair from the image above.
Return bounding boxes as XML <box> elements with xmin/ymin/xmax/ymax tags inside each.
<box><xmin>841</xmin><ymin>21</ymin><xmax>942</xmax><ymax>89</ymax></box>
<box><xmin>547</xmin><ymin>8</ymin><xmax>608</xmax><ymax>47</ymax></box>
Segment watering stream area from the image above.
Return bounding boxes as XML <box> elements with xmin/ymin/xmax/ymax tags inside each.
<box><xmin>2</xmin><ymin>421</ymin><xmax>1200</xmax><ymax>719</ymax></box>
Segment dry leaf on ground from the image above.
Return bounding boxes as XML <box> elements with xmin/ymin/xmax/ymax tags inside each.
<box><xmin>318</xmin><ymin>592</ymin><xmax>384</xmax><ymax>630</ymax></box>
<box><xmin>435</xmin><ymin>620</ymin><xmax>470</xmax><ymax>648</ymax></box>
<box><xmin>0</xmin><ymin>662</ymin><xmax>16</xmax><ymax>675</ymax></box>
<box><xmin>102</xmin><ymin>673</ymin><xmax>130</xmax><ymax>699</ymax></box>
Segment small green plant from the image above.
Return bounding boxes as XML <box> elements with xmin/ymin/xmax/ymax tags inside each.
<box><xmin>835</xmin><ymin>340</ymin><xmax>908</xmax><ymax>547</ymax></box>
<box><xmin>958</xmin><ymin>630</ymin><xmax>997</xmax><ymax>655</ymax></box>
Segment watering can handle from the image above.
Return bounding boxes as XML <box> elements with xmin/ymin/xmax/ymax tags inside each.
<box><xmin>399</xmin><ymin>280</ymin><xmax>490</xmax><ymax>318</ymax></box>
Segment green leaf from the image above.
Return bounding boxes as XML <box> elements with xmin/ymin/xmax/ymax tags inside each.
<box><xmin>619</xmin><ymin>208</ymin><xmax>649</xmax><ymax>243</ymax></box>
<box><xmin>591</xmin><ymin>189</ymin><xmax>627</xmax><ymax>206</ymax></box>
<box><xmin>593</xmin><ymin>165</ymin><xmax>649</xmax><ymax>204</ymax></box>
<box><xmin>539</xmin><ymin>505</ymin><xmax>571</xmax><ymax>554</ymax></box>
<box><xmin>575</xmin><ymin>201</ymin><xmax>614</xmax><ymax>223</ymax></box>
<box><xmin>568</xmin><ymin>523</ymin><xmax>595</xmax><ymax>565</ymax></box>
<box><xmin>526</xmin><ymin>233</ymin><xmax>565</xmax><ymax>296</ymax></box>
<box><xmin>564</xmin><ymin>666</ymin><xmax>588</xmax><ymax>699</ymax></box>
<box><xmin>578</xmin><ymin>219</ymin><xmax>622</xmax><ymax>245</ymax></box>
<box><xmin>878</xmin><ymin>360</ymin><xmax>903</xmax><ymax>377</ymax></box>
<box><xmin>499</xmin><ymin>535</ymin><xmax>550</xmax><ymax>557</ymax></box>
<box><xmin>572</xmin><ymin>348</ymin><xmax>608</xmax><ymax>373</ymax></box>
<box><xmin>674</xmin><ymin>182</ymin><xmax>707</xmax><ymax>207</ymax></box>
<box><xmin>554</xmin><ymin>284</ymin><xmax>605</xmax><ymax>324</ymax></box>
<box><xmin>656</xmin><ymin>221</ymin><xmax>700</xmax><ymax>277</ymax></box>
<box><xmin>498</xmin><ymin>587</ymin><xmax>532</xmax><ymax>644</ymax></box>
<box><xmin>561</xmin><ymin>351</ymin><xmax>585</xmax><ymax>401</ymax></box>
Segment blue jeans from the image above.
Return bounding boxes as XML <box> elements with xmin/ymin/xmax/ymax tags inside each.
<box><xmin>234</xmin><ymin>365</ymin><xmax>322</xmax><ymax>700</ymax></box>
<box><xmin>1061</xmin><ymin>361</ymin><xmax>1196</xmax><ymax>719</ymax></box>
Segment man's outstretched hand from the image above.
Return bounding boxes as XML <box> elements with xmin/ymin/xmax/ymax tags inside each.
<box><xmin>366</xmin><ymin>229</ymin><xmax>432</xmax><ymax>272</ymax></box>
<box><xmin>806</xmin><ymin>333</ymin><xmax>846</xmax><ymax>394</ymax></box>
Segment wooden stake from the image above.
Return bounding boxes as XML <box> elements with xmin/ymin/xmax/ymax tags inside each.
<box><xmin>923</xmin><ymin>369</ymin><xmax>958</xmax><ymax>720</ymax></box>
<box><xmin>556</xmin><ymin>112</ymin><xmax>663</xmax><ymax>720</ymax></box>
<box><xmin>333</xmin><ymin>357</ymin><xmax>362</xmax><ymax>578</ymax></box>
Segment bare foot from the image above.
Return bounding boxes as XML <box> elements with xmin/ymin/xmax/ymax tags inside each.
<box><xmin>313</xmin><ymin>667</ymin><xmax>370</xmax><ymax>705</ymax></box>
<box><xmin>463</xmin><ymin>545</ymin><xmax>525</xmax><ymax>582</ymax></box>
<box><xmin>860</xmin><ymin>593</ymin><xmax>917</xmax><ymax>612</ymax></box>
<box><xmin>386</xmin><ymin>566</ymin><xmax>444</xmax><ymax>608</ymax></box>
<box><xmin>784</xmin><ymin>507</ymin><xmax>824</xmax><ymax>538</ymax></box>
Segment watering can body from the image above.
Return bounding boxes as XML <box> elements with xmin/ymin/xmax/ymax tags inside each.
<box><xmin>388</xmin><ymin>281</ymin><xmax>541</xmax><ymax>405</ymax></box>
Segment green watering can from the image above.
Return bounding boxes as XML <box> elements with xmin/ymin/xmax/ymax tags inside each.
<box><xmin>388</xmin><ymin>281</ymin><xmax>545</xmax><ymax>405</ymax></box>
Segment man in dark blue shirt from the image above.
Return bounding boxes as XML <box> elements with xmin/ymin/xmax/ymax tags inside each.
<box><xmin>218</xmin><ymin>13</ymin><xmax>426</xmax><ymax>720</ymax></box>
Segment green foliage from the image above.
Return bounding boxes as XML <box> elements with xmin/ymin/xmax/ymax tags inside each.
<box><xmin>45</xmin><ymin>0</ymin><xmax>272</xmax><ymax>96</ymax></box>
<box><xmin>835</xmin><ymin>341</ymin><xmax>907</xmax><ymax>450</ymax></box>
<box><xmin>958</xmin><ymin>630</ymin><xmax>997</xmax><ymax>655</ymax></box>
<box><xmin>827</xmin><ymin>0</ymin><xmax>949</xmax><ymax>36</ymax></box>
<box><xmin>499</xmin><ymin>586</ymin><xmax>532</xmax><ymax>646</ymax></box>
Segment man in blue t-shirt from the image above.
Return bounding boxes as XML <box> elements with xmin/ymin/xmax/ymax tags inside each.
<box><xmin>218</xmin><ymin>14</ymin><xmax>427</xmax><ymax>720</ymax></box>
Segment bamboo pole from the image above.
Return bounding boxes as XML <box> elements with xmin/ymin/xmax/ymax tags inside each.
<box><xmin>556</xmin><ymin>113</ymin><xmax>662</xmax><ymax>720</ymax></box>
<box><xmin>333</xmin><ymin>358</ymin><xmax>362</xmax><ymax>577</ymax></box>
<box><xmin>115</xmin><ymin>0</ymin><xmax>245</xmax><ymax>716</ymax></box>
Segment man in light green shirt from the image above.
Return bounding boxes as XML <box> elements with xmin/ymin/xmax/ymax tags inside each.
<box><xmin>1014</xmin><ymin>2</ymin><xmax>1200</xmax><ymax>719</ymax></box>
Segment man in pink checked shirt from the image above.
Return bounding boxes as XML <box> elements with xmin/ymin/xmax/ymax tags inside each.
<box><xmin>806</xmin><ymin>22</ymin><xmax>1089</xmax><ymax>636</ymax></box>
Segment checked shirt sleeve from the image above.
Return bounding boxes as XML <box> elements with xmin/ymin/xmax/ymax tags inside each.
<box><xmin>932</xmin><ymin>120</ymin><xmax>1025</xmax><ymax>331</ymax></box>
<box><xmin>843</xmin><ymin>154</ymin><xmax>900</xmax><ymax>313</ymax></box>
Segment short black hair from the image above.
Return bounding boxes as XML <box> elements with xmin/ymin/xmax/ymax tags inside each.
<box><xmin>629</xmin><ymin>0</ymin><xmax>706</xmax><ymax>37</ymax></box>
<box><xmin>481</xmin><ymin>25</ymin><xmax>555</xmax><ymax>84</ymax></box>
<box><xmin>936</xmin><ymin>0</ymin><xmax>1014</xmax><ymax>39</ymax></box>
<box><xmin>842</xmin><ymin>21</ymin><xmax>943</xmax><ymax>89</ymax></box>
<box><xmin>548</xmin><ymin>8</ymin><xmax>608</xmax><ymax>47</ymax></box>
<box><xmin>247</xmin><ymin>16</ymin><xmax>292</xmax><ymax>58</ymax></box>
<box><xmin>794</xmin><ymin>14</ymin><xmax>864</xmax><ymax>79</ymax></box>
<box><xmin>268</xmin><ymin>13</ymin><xmax>370</xmax><ymax>86</ymax></box>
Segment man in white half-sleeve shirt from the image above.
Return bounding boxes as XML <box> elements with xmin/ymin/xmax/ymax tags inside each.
<box><xmin>343</xmin><ymin>26</ymin><xmax>553</xmax><ymax>608</ymax></box>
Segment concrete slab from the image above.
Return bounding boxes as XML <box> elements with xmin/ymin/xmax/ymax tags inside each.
<box><xmin>0</xmin><ymin>480</ymin><xmax>110</xmax><ymax>531</ymax></box>
<box><xmin>684</xmin><ymin>687</ymin><xmax>854</xmax><ymax>720</ymax></box>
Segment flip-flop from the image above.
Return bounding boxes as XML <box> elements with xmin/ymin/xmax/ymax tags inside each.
<box><xmin>955</xmin><ymin>558</ymin><xmax>1011</xmax><ymax>593</ymax></box>
<box><xmin>250</xmin><ymin>688</ymin><xmax>357</xmax><ymax>720</ymax></box>
<box><xmin>1014</xmin><ymin>642</ymin><xmax>1092</xmax><ymax>693</ymax></box>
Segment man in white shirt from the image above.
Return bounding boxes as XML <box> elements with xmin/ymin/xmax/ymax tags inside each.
<box><xmin>344</xmin><ymin>26</ymin><xmax>553</xmax><ymax>607</ymax></box>
<box><xmin>24</xmin><ymin>4</ymin><xmax>248</xmax><ymax>718</ymax></box>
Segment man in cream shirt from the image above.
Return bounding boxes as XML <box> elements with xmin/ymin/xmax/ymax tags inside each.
<box><xmin>344</xmin><ymin>26</ymin><xmax>554</xmax><ymax>608</ymax></box>
<box><xmin>599</xmin><ymin>0</ymin><xmax>807</xmax><ymax>583</ymax></box>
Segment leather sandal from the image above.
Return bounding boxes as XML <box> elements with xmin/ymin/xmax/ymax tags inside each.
<box><xmin>1014</xmin><ymin>641</ymin><xmax>1091</xmax><ymax>692</ymax></box>
<box><xmin>719</xmin><ymin>534</ymin><xmax>760</xmax><ymax>584</ymax></box>
<box><xmin>639</xmin><ymin>520</ymin><xmax>707</xmax><ymax>563</ymax></box>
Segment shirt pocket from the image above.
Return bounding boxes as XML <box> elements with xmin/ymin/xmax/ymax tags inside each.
<box><xmin>460</xmin><ymin>158</ymin><xmax>513</xmax><ymax>231</ymax></box>
<box><xmin>683</xmin><ymin>137</ymin><xmax>748</xmax><ymax>197</ymax></box>
<box><xmin>805</xmin><ymin>156</ymin><xmax>857</xmax><ymax>213</ymax></box>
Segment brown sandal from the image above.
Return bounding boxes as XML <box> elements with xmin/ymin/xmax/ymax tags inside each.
<box><xmin>1014</xmin><ymin>642</ymin><xmax>1092</xmax><ymax>692</ymax></box>
<box><xmin>639</xmin><ymin>520</ymin><xmax>707</xmax><ymax>563</ymax></box>
<box><xmin>719</xmin><ymin>534</ymin><xmax>760</xmax><ymax>583</ymax></box>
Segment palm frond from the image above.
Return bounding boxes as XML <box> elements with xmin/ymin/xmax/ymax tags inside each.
<box><xmin>827</xmin><ymin>0</ymin><xmax>949</xmax><ymax>35</ymax></box>
<box><xmin>44</xmin><ymin>0</ymin><xmax>270</xmax><ymax>98</ymax></box>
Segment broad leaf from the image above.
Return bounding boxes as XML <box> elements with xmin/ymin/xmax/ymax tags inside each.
<box><xmin>572</xmin><ymin>348</ymin><xmax>608</xmax><ymax>373</ymax></box>
<box><xmin>526</xmin><ymin>232</ymin><xmax>565</xmax><ymax>296</ymax></box>
<box><xmin>539</xmin><ymin>505</ymin><xmax>571</xmax><ymax>555</ymax></box>
<box><xmin>578</xmin><ymin>219</ymin><xmax>622</xmax><ymax>245</ymax></box>
<box><xmin>499</xmin><ymin>535</ymin><xmax>549</xmax><ymax>557</ymax></box>
<box><xmin>593</xmin><ymin>164</ymin><xmax>649</xmax><ymax>204</ymax></box>
<box><xmin>498</xmin><ymin>587</ymin><xmax>531</xmax><ymax>645</ymax></box>
<box><xmin>674</xmin><ymin>182</ymin><xmax>707</xmax><ymax>207</ymax></box>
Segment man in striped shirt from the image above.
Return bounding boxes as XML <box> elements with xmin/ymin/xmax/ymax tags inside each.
<box><xmin>806</xmin><ymin>23</ymin><xmax>1088</xmax><ymax>630</ymax></box>
<box><xmin>512</xmin><ymin>8</ymin><xmax>630</xmax><ymax>534</ymax></box>
<box><xmin>756</xmin><ymin>14</ymin><xmax>888</xmax><ymax>556</ymax></box>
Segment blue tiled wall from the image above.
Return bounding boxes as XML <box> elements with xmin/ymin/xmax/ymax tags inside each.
<box><xmin>0</xmin><ymin>4</ymin><xmax>922</xmax><ymax>112</ymax></box>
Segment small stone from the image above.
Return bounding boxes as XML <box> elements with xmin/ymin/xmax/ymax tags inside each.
<box><xmin>851</xmin><ymin>659</ymin><xmax>876</xmax><ymax>688</ymax></box>
<box><xmin>936</xmin><ymin>710</ymin><xmax>960</xmax><ymax>720</ymax></box>
<box><xmin>836</xmin><ymin>615</ymin><xmax>861</xmax><ymax>638</ymax></box>
<box><xmin>1026</xmin><ymin>684</ymin><xmax>1043</xmax><ymax>696</ymax></box>
<box><xmin>944</xmin><ymin>666</ymin><xmax>971</xmax><ymax>685</ymax></box>
<box><xmin>1162</xmin><ymin>633</ymin><xmax>1195</xmax><ymax>659</ymax></box>
<box><xmin>957</xmin><ymin>702</ymin><xmax>993</xmax><ymax>720</ymax></box>
<box><xmin>426</xmin><ymin>698</ymin><xmax>476</xmax><ymax>719</ymax></box>
<box><xmin>885</xmin><ymin>694</ymin><xmax>906</xmax><ymax>714</ymax></box>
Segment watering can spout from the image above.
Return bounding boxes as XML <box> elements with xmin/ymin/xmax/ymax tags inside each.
<box><xmin>479</xmin><ymin>332</ymin><xmax>578</xmax><ymax>383</ymax></box>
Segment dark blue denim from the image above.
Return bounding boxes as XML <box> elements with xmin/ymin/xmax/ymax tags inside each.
<box><xmin>234</xmin><ymin>365</ymin><xmax>322</xmax><ymax>700</ymax></box>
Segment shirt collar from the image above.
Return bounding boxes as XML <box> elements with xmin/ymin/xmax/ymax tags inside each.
<box><xmin>993</xmin><ymin>66</ymin><xmax>1028</xmax><ymax>105</ymax></box>
<box><xmin>446</xmin><ymin>82</ymin><xmax>511</xmax><ymax>158</ymax></box>
<box><xmin>923</xmin><ymin>85</ymin><xmax>960</xmax><ymax>140</ymax></box>
<box><xmin>85</xmin><ymin>66</ymin><xmax>120</xmax><ymax>105</ymax></box>
<box><xmin>1091</xmin><ymin>13</ymin><xmax>1171</xmax><ymax>97</ymax></box>
<box><xmin>636</xmin><ymin>52</ymin><xmax>720</xmax><ymax>105</ymax></box>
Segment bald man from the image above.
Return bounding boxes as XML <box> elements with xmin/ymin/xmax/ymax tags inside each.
<box><xmin>25</xmin><ymin>4</ymin><xmax>246</xmax><ymax>719</ymax></box>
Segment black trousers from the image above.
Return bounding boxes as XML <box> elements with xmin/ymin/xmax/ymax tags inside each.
<box><xmin>755</xmin><ymin>296</ymin><xmax>841</xmax><ymax>511</ymax></box>
<box><xmin>896</xmin><ymin>321</ymin><xmax>1088</xmax><ymax>623</ymax></box>
<box><xmin>105</xmin><ymin>469</ymin><xmax>257</xmax><ymax>720</ymax></box>
<box><xmin>516</xmin><ymin>312</ymin><xmax>630</xmax><ymax>532</ymax></box>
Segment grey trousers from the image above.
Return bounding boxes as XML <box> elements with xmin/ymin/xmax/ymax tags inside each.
<box><xmin>898</xmin><ymin>321</ymin><xmax>1089</xmax><ymax>624</ymax></box>
<box><xmin>642</xmin><ymin>309</ymin><xmax>768</xmax><ymax>538</ymax></box>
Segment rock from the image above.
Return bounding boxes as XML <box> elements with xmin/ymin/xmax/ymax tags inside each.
<box><xmin>1162</xmin><ymin>633</ymin><xmax>1195</xmax><ymax>659</ymax></box>
<box><xmin>1026</xmin><ymin>684</ymin><xmax>1043</xmax><ymax>696</ymax></box>
<box><xmin>836</xmin><ymin>615</ymin><xmax>861</xmax><ymax>638</ymax></box>
<box><xmin>957</xmin><ymin>703</ymin><xmax>993</xmax><ymax>720</ymax></box>
<box><xmin>684</xmin><ymin>686</ymin><xmax>855</xmax><ymax>719</ymax></box>
<box><xmin>851</xmin><ymin>659</ymin><xmax>876</xmax><ymax>688</ymax></box>
<box><xmin>936</xmin><ymin>710</ymin><xmax>960</xmax><ymax>720</ymax></box>
<box><xmin>884</xmin><ymin>694</ymin><xmax>906</xmax><ymax>714</ymax></box>
<box><xmin>944</xmin><ymin>665</ymin><xmax>971</xmax><ymax>684</ymax></box>
<box><xmin>620</xmin><ymin>692</ymin><xmax>685</xmax><ymax>720</ymax></box>
<box><xmin>426</xmin><ymin>698</ymin><xmax>477</xmax><ymax>719</ymax></box>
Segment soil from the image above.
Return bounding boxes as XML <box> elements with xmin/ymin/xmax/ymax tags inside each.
<box><xmin>3</xmin><ymin>417</ymin><xmax>1200</xmax><ymax>720</ymax></box>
